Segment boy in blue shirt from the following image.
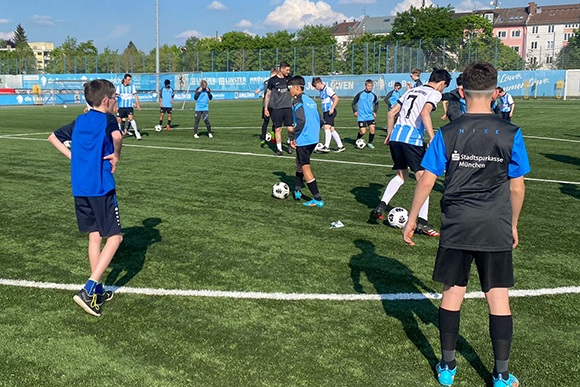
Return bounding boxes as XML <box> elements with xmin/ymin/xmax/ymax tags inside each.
<box><xmin>48</xmin><ymin>79</ymin><xmax>124</xmax><ymax>317</ymax></box>
<box><xmin>194</xmin><ymin>80</ymin><xmax>213</xmax><ymax>139</ymax></box>
<box><xmin>288</xmin><ymin>76</ymin><xmax>324</xmax><ymax>208</ymax></box>
<box><xmin>159</xmin><ymin>79</ymin><xmax>175</xmax><ymax>130</ymax></box>
<box><xmin>403</xmin><ymin>62</ymin><xmax>530</xmax><ymax>387</ymax></box>
<box><xmin>352</xmin><ymin>79</ymin><xmax>379</xmax><ymax>148</ymax></box>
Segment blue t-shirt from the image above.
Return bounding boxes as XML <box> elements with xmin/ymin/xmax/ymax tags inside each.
<box><xmin>160</xmin><ymin>87</ymin><xmax>175</xmax><ymax>108</ymax></box>
<box><xmin>54</xmin><ymin>110</ymin><xmax>121</xmax><ymax>197</ymax></box>
<box><xmin>352</xmin><ymin>90</ymin><xmax>379</xmax><ymax>121</ymax></box>
<box><xmin>292</xmin><ymin>94</ymin><xmax>320</xmax><ymax>147</ymax></box>
<box><xmin>195</xmin><ymin>89</ymin><xmax>212</xmax><ymax>111</ymax></box>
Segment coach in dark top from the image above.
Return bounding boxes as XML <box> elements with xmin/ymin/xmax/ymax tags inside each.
<box><xmin>264</xmin><ymin>62</ymin><xmax>293</xmax><ymax>156</ymax></box>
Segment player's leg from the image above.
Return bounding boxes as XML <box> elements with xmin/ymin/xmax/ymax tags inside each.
<box><xmin>203</xmin><ymin>112</ymin><xmax>213</xmax><ymax>138</ymax></box>
<box><xmin>159</xmin><ymin>112</ymin><xmax>164</xmax><ymax>127</ymax></box>
<box><xmin>88</xmin><ymin>231</ymin><xmax>102</xmax><ymax>272</ymax></box>
<box><xmin>299</xmin><ymin>144</ymin><xmax>324</xmax><ymax>207</ymax></box>
<box><xmin>194</xmin><ymin>112</ymin><xmax>201</xmax><ymax>138</ymax></box>
<box><xmin>330</xmin><ymin>126</ymin><xmax>345</xmax><ymax>153</ymax></box>
<box><xmin>294</xmin><ymin>158</ymin><xmax>303</xmax><ymax>200</ymax></box>
<box><xmin>323</xmin><ymin>119</ymin><xmax>332</xmax><ymax>150</ymax></box>
<box><xmin>413</xmin><ymin>169</ymin><xmax>440</xmax><ymax>236</ymax></box>
<box><xmin>118</xmin><ymin>116</ymin><xmax>126</xmax><ymax>135</ymax></box>
<box><xmin>128</xmin><ymin>113</ymin><xmax>141</xmax><ymax>140</ymax></box>
<box><xmin>356</xmin><ymin>122</ymin><xmax>367</xmax><ymax>141</ymax></box>
<box><xmin>367</xmin><ymin>124</ymin><xmax>376</xmax><ymax>148</ymax></box>
<box><xmin>286</xmin><ymin>126</ymin><xmax>294</xmax><ymax>154</ymax></box>
<box><xmin>274</xmin><ymin>126</ymin><xmax>283</xmax><ymax>155</ymax></box>
<box><xmin>284</xmin><ymin>109</ymin><xmax>294</xmax><ymax>154</ymax></box>
<box><xmin>373</xmin><ymin>168</ymin><xmax>408</xmax><ymax>219</ymax></box>
<box><xmin>261</xmin><ymin>106</ymin><xmax>269</xmax><ymax>145</ymax></box>
<box><xmin>167</xmin><ymin>111</ymin><xmax>172</xmax><ymax>130</ymax></box>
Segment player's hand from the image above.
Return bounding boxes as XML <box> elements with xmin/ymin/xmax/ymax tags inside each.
<box><xmin>264</xmin><ymin>108</ymin><xmax>270</xmax><ymax>117</ymax></box>
<box><xmin>137</xmin><ymin>105</ymin><xmax>141</xmax><ymax>111</ymax></box>
<box><xmin>441</xmin><ymin>114</ymin><xmax>447</xmax><ymax>120</ymax></box>
<box><xmin>402</xmin><ymin>220</ymin><xmax>417</xmax><ymax>246</ymax></box>
<box><xmin>83</xmin><ymin>107</ymin><xmax>89</xmax><ymax>113</ymax></box>
<box><xmin>373</xmin><ymin>112</ymin><xmax>376</xmax><ymax>118</ymax></box>
<box><xmin>406</xmin><ymin>84</ymin><xmax>412</xmax><ymax>91</ymax></box>
<box><xmin>103</xmin><ymin>154</ymin><xmax>119</xmax><ymax>173</ymax></box>
<box><xmin>384</xmin><ymin>134</ymin><xmax>390</xmax><ymax>145</ymax></box>
<box><xmin>354</xmin><ymin>112</ymin><xmax>358</xmax><ymax>117</ymax></box>
<box><xmin>198</xmin><ymin>87</ymin><xmax>202</xmax><ymax>92</ymax></box>
<box><xmin>512</xmin><ymin>225</ymin><xmax>519</xmax><ymax>249</ymax></box>
<box><xmin>290</xmin><ymin>140</ymin><xmax>297</xmax><ymax>149</ymax></box>
<box><xmin>510</xmin><ymin>112</ymin><xmax>513</xmax><ymax>117</ymax></box>
<box><xmin>329</xmin><ymin>107</ymin><xmax>334</xmax><ymax>115</ymax></box>
<box><xmin>427</xmin><ymin>138</ymin><xmax>433</xmax><ymax>149</ymax></box>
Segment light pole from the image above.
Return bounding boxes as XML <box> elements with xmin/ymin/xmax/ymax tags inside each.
<box><xmin>156</xmin><ymin>0</ymin><xmax>160</xmax><ymax>101</ymax></box>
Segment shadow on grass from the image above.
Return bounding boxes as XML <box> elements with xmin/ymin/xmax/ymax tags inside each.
<box><xmin>105</xmin><ymin>218</ymin><xmax>162</xmax><ymax>288</ymax></box>
<box><xmin>349</xmin><ymin>240</ymin><xmax>492</xmax><ymax>385</ymax></box>
<box><xmin>560</xmin><ymin>184</ymin><xmax>580</xmax><ymax>199</ymax></box>
<box><xmin>542</xmin><ymin>153</ymin><xmax>580</xmax><ymax>167</ymax></box>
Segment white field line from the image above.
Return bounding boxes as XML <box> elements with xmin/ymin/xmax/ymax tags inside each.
<box><xmin>1</xmin><ymin>135</ymin><xmax>579</xmax><ymax>185</ymax></box>
<box><xmin>0</xmin><ymin>278</ymin><xmax>579</xmax><ymax>301</ymax></box>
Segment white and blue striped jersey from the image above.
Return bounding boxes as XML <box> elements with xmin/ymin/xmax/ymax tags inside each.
<box><xmin>499</xmin><ymin>93</ymin><xmax>514</xmax><ymax>112</ymax></box>
<box><xmin>391</xmin><ymin>85</ymin><xmax>441</xmax><ymax>146</ymax></box>
<box><xmin>318</xmin><ymin>85</ymin><xmax>336</xmax><ymax>113</ymax></box>
<box><xmin>116</xmin><ymin>84</ymin><xmax>137</xmax><ymax>108</ymax></box>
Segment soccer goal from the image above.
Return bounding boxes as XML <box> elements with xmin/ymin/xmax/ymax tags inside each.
<box><xmin>43</xmin><ymin>79</ymin><xmax>87</xmax><ymax>106</ymax></box>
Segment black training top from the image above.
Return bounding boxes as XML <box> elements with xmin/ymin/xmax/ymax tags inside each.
<box><xmin>266</xmin><ymin>75</ymin><xmax>292</xmax><ymax>109</ymax></box>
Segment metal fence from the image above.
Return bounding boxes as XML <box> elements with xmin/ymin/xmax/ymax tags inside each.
<box><xmin>1</xmin><ymin>37</ymin><xmax>578</xmax><ymax>75</ymax></box>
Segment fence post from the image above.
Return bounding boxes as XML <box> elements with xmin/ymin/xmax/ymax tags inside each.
<box><xmin>96</xmin><ymin>56</ymin><xmax>99</xmax><ymax>73</ymax></box>
<box><xmin>378</xmin><ymin>45</ymin><xmax>382</xmax><ymax>74</ymax></box>
<box><xmin>226</xmin><ymin>50</ymin><xmax>229</xmax><ymax>72</ymax></box>
<box><xmin>276</xmin><ymin>48</ymin><xmax>279</xmax><ymax>67</ymax></box>
<box><xmin>373</xmin><ymin>42</ymin><xmax>376</xmax><ymax>74</ymax></box>
<box><xmin>562</xmin><ymin>45</ymin><xmax>565</xmax><ymax>69</ymax></box>
<box><xmin>468</xmin><ymin>37</ymin><xmax>471</xmax><ymax>65</ymax></box>
<box><xmin>15</xmin><ymin>58</ymin><xmax>19</xmax><ymax>74</ymax></box>
<box><xmin>409</xmin><ymin>47</ymin><xmax>412</xmax><ymax>73</ymax></box>
<box><xmin>495</xmin><ymin>38</ymin><xmax>498</xmax><ymax>68</ymax></box>
<box><xmin>386</xmin><ymin>44</ymin><xmax>389</xmax><ymax>73</ymax></box>
<box><xmin>242</xmin><ymin>49</ymin><xmax>245</xmax><ymax>71</ymax></box>
<box><xmin>331</xmin><ymin>44</ymin><xmax>334</xmax><ymax>74</ymax></box>
<box><xmin>211</xmin><ymin>51</ymin><xmax>214</xmax><ymax>72</ymax></box>
<box><xmin>74</xmin><ymin>57</ymin><xmax>77</xmax><ymax>74</ymax></box>
<box><xmin>365</xmin><ymin>43</ymin><xmax>369</xmax><ymax>74</ymax></box>
<box><xmin>442</xmin><ymin>38</ymin><xmax>446</xmax><ymax>68</ymax></box>
<box><xmin>259</xmin><ymin>49</ymin><xmax>262</xmax><ymax>71</ymax></box>
<box><xmin>351</xmin><ymin>43</ymin><xmax>354</xmax><ymax>74</ymax></box>
<box><xmin>293</xmin><ymin>47</ymin><xmax>296</xmax><ymax>74</ymax></box>
<box><xmin>130</xmin><ymin>55</ymin><xmax>133</xmax><ymax>73</ymax></box>
<box><xmin>197</xmin><ymin>52</ymin><xmax>199</xmax><ymax>71</ymax></box>
<box><xmin>418</xmin><ymin>39</ymin><xmax>422</xmax><ymax>70</ymax></box>
<box><xmin>311</xmin><ymin>46</ymin><xmax>315</xmax><ymax>75</ymax></box>
<box><xmin>107</xmin><ymin>56</ymin><xmax>109</xmax><ymax>73</ymax></box>
<box><xmin>169</xmin><ymin>53</ymin><xmax>172</xmax><ymax>72</ymax></box>
<box><xmin>118</xmin><ymin>56</ymin><xmax>121</xmax><ymax>72</ymax></box>
<box><xmin>143</xmin><ymin>55</ymin><xmax>146</xmax><ymax>73</ymax></box>
<box><xmin>402</xmin><ymin>46</ymin><xmax>405</xmax><ymax>73</ymax></box>
<box><xmin>394</xmin><ymin>41</ymin><xmax>398</xmax><ymax>73</ymax></box>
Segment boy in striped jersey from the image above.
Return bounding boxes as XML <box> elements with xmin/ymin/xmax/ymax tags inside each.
<box><xmin>373</xmin><ymin>69</ymin><xmax>451</xmax><ymax>237</ymax></box>
<box><xmin>159</xmin><ymin>79</ymin><xmax>175</xmax><ymax>130</ymax></box>
<box><xmin>312</xmin><ymin>77</ymin><xmax>345</xmax><ymax>153</ymax></box>
<box><xmin>116</xmin><ymin>74</ymin><xmax>142</xmax><ymax>140</ymax></box>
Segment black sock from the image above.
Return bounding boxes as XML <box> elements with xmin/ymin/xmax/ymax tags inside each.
<box><xmin>295</xmin><ymin>172</ymin><xmax>304</xmax><ymax>191</ymax></box>
<box><xmin>439</xmin><ymin>308</ymin><xmax>460</xmax><ymax>370</ymax></box>
<box><xmin>369</xmin><ymin>133</ymin><xmax>375</xmax><ymax>143</ymax></box>
<box><xmin>159</xmin><ymin>119</ymin><xmax>163</xmax><ymax>126</ymax></box>
<box><xmin>306</xmin><ymin>179</ymin><xmax>322</xmax><ymax>201</ymax></box>
<box><xmin>121</xmin><ymin>122</ymin><xmax>126</xmax><ymax>132</ymax></box>
<box><xmin>357</xmin><ymin>131</ymin><xmax>363</xmax><ymax>139</ymax></box>
<box><xmin>490</xmin><ymin>314</ymin><xmax>513</xmax><ymax>380</ymax></box>
<box><xmin>168</xmin><ymin>120</ymin><xmax>171</xmax><ymax>126</ymax></box>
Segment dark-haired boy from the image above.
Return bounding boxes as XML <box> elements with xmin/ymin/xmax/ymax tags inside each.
<box><xmin>116</xmin><ymin>73</ymin><xmax>141</xmax><ymax>140</ymax></box>
<box><xmin>403</xmin><ymin>62</ymin><xmax>530</xmax><ymax>387</ymax></box>
<box><xmin>255</xmin><ymin>68</ymin><xmax>278</xmax><ymax>147</ymax></box>
<box><xmin>384</xmin><ymin>82</ymin><xmax>402</xmax><ymax>128</ymax></box>
<box><xmin>264</xmin><ymin>62</ymin><xmax>293</xmax><ymax>155</ymax></box>
<box><xmin>441</xmin><ymin>74</ymin><xmax>466</xmax><ymax>122</ymax></box>
<box><xmin>312</xmin><ymin>77</ymin><xmax>344</xmax><ymax>153</ymax></box>
<box><xmin>48</xmin><ymin>79</ymin><xmax>124</xmax><ymax>317</ymax></box>
<box><xmin>352</xmin><ymin>79</ymin><xmax>379</xmax><ymax>149</ymax></box>
<box><xmin>159</xmin><ymin>79</ymin><xmax>175</xmax><ymax>130</ymax></box>
<box><xmin>497</xmin><ymin>87</ymin><xmax>515</xmax><ymax>122</ymax></box>
<box><xmin>288</xmin><ymin>76</ymin><xmax>324</xmax><ymax>207</ymax></box>
<box><xmin>373</xmin><ymin>69</ymin><xmax>451</xmax><ymax>237</ymax></box>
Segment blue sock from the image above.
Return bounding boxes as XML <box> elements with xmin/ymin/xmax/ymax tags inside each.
<box><xmin>95</xmin><ymin>282</ymin><xmax>105</xmax><ymax>295</ymax></box>
<box><xmin>83</xmin><ymin>279</ymin><xmax>99</xmax><ymax>296</ymax></box>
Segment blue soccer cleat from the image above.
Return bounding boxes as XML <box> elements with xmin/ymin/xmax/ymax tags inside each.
<box><xmin>493</xmin><ymin>374</ymin><xmax>519</xmax><ymax>387</ymax></box>
<box><xmin>294</xmin><ymin>190</ymin><xmax>302</xmax><ymax>200</ymax></box>
<box><xmin>436</xmin><ymin>362</ymin><xmax>457</xmax><ymax>386</ymax></box>
<box><xmin>303</xmin><ymin>199</ymin><xmax>324</xmax><ymax>207</ymax></box>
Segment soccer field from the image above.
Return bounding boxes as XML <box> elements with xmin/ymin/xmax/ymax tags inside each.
<box><xmin>1</xmin><ymin>99</ymin><xmax>579</xmax><ymax>387</ymax></box>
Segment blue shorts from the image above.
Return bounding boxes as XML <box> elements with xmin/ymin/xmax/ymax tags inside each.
<box><xmin>74</xmin><ymin>190</ymin><xmax>122</xmax><ymax>237</ymax></box>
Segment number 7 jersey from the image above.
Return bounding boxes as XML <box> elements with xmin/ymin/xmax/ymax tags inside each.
<box><xmin>391</xmin><ymin>85</ymin><xmax>442</xmax><ymax>146</ymax></box>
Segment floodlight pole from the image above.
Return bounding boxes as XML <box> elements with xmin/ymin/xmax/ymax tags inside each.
<box><xmin>156</xmin><ymin>0</ymin><xmax>160</xmax><ymax>101</ymax></box>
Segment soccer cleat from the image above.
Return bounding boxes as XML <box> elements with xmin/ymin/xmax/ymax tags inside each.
<box><xmin>320</xmin><ymin>146</ymin><xmax>330</xmax><ymax>153</ymax></box>
<box><xmin>135</xmin><ymin>131</ymin><xmax>142</xmax><ymax>140</ymax></box>
<box><xmin>372</xmin><ymin>201</ymin><xmax>388</xmax><ymax>220</ymax></box>
<box><xmin>73</xmin><ymin>289</ymin><xmax>102</xmax><ymax>317</ymax></box>
<box><xmin>493</xmin><ymin>374</ymin><xmax>519</xmax><ymax>387</ymax></box>
<box><xmin>96</xmin><ymin>290</ymin><xmax>114</xmax><ymax>305</ymax></box>
<box><xmin>436</xmin><ymin>362</ymin><xmax>456</xmax><ymax>386</ymax></box>
<box><xmin>208</xmin><ymin>133</ymin><xmax>213</xmax><ymax>138</ymax></box>
<box><xmin>275</xmin><ymin>150</ymin><xmax>284</xmax><ymax>156</ymax></box>
<box><xmin>166</xmin><ymin>125</ymin><xmax>171</xmax><ymax>130</ymax></box>
<box><xmin>416</xmin><ymin>218</ymin><xmax>440</xmax><ymax>237</ymax></box>
<box><xmin>293</xmin><ymin>190</ymin><xmax>302</xmax><ymax>200</ymax></box>
<box><xmin>287</xmin><ymin>146</ymin><xmax>293</xmax><ymax>154</ymax></box>
<box><xmin>194</xmin><ymin>134</ymin><xmax>200</xmax><ymax>139</ymax></box>
<box><xmin>260</xmin><ymin>140</ymin><xmax>266</xmax><ymax>147</ymax></box>
<box><xmin>303</xmin><ymin>199</ymin><xmax>324</xmax><ymax>207</ymax></box>
<box><xmin>335</xmin><ymin>147</ymin><xmax>346</xmax><ymax>153</ymax></box>
<box><xmin>367</xmin><ymin>143</ymin><xmax>375</xmax><ymax>149</ymax></box>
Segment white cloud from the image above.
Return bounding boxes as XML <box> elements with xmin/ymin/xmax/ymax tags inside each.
<box><xmin>0</xmin><ymin>19</ymin><xmax>10</xmax><ymax>24</ymax></box>
<box><xmin>30</xmin><ymin>15</ymin><xmax>56</xmax><ymax>26</ymax></box>
<box><xmin>0</xmin><ymin>32</ymin><xmax>14</xmax><ymax>40</ymax></box>
<box><xmin>265</xmin><ymin>0</ymin><xmax>353</xmax><ymax>29</ymax></box>
<box><xmin>175</xmin><ymin>30</ymin><xmax>206</xmax><ymax>39</ymax></box>
<box><xmin>391</xmin><ymin>0</ymin><xmax>434</xmax><ymax>15</ymax></box>
<box><xmin>454</xmin><ymin>0</ymin><xmax>491</xmax><ymax>12</ymax></box>
<box><xmin>338</xmin><ymin>0</ymin><xmax>376</xmax><ymax>4</ymax></box>
<box><xmin>243</xmin><ymin>29</ymin><xmax>257</xmax><ymax>37</ymax></box>
<box><xmin>207</xmin><ymin>1</ymin><xmax>228</xmax><ymax>10</ymax></box>
<box><xmin>234</xmin><ymin>19</ymin><xmax>253</xmax><ymax>28</ymax></box>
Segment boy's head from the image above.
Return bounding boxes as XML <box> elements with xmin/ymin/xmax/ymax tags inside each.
<box><xmin>456</xmin><ymin>73</ymin><xmax>463</xmax><ymax>88</ymax></box>
<box><xmin>270</xmin><ymin>67</ymin><xmax>278</xmax><ymax>76</ymax></box>
<box><xmin>288</xmin><ymin>76</ymin><xmax>305</xmax><ymax>97</ymax></box>
<box><xmin>279</xmin><ymin>62</ymin><xmax>291</xmax><ymax>77</ymax></box>
<box><xmin>460</xmin><ymin>62</ymin><xmax>498</xmax><ymax>101</ymax></box>
<box><xmin>311</xmin><ymin>77</ymin><xmax>324</xmax><ymax>90</ymax></box>
<box><xmin>365</xmin><ymin>79</ymin><xmax>373</xmax><ymax>92</ymax></box>
<box><xmin>122</xmin><ymin>74</ymin><xmax>132</xmax><ymax>86</ymax></box>
<box><xmin>411</xmin><ymin>69</ymin><xmax>421</xmax><ymax>80</ymax></box>
<box><xmin>394</xmin><ymin>82</ymin><xmax>402</xmax><ymax>91</ymax></box>
<box><xmin>200</xmin><ymin>80</ymin><xmax>208</xmax><ymax>89</ymax></box>
<box><xmin>428</xmin><ymin>69</ymin><xmax>451</xmax><ymax>92</ymax></box>
<box><xmin>164</xmin><ymin>79</ymin><xmax>171</xmax><ymax>88</ymax></box>
<box><xmin>496</xmin><ymin>86</ymin><xmax>505</xmax><ymax>97</ymax></box>
<box><xmin>84</xmin><ymin>79</ymin><xmax>116</xmax><ymax>113</ymax></box>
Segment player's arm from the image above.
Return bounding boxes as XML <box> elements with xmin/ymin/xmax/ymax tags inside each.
<box><xmin>171</xmin><ymin>90</ymin><xmax>175</xmax><ymax>104</ymax></box>
<box><xmin>103</xmin><ymin>120</ymin><xmax>123</xmax><ymax>173</ymax></box>
<box><xmin>263</xmin><ymin>88</ymin><xmax>271</xmax><ymax>117</ymax></box>
<box><xmin>330</xmin><ymin>94</ymin><xmax>339</xmax><ymax>115</ymax></box>
<box><xmin>420</xmin><ymin>103</ymin><xmax>436</xmax><ymax>145</ymax></box>
<box><xmin>352</xmin><ymin>92</ymin><xmax>361</xmax><ymax>116</ymax></box>
<box><xmin>384</xmin><ymin>91</ymin><xmax>393</xmax><ymax>109</ymax></box>
<box><xmin>508</xmin><ymin>128</ymin><xmax>530</xmax><ymax>248</ymax></box>
<box><xmin>373</xmin><ymin>93</ymin><xmax>379</xmax><ymax>118</ymax></box>
<box><xmin>207</xmin><ymin>89</ymin><xmax>213</xmax><ymax>100</ymax></box>
<box><xmin>441</xmin><ymin>101</ymin><xmax>448</xmax><ymax>119</ymax></box>
<box><xmin>510</xmin><ymin>177</ymin><xmax>525</xmax><ymax>249</ymax></box>
<box><xmin>386</xmin><ymin>102</ymin><xmax>402</xmax><ymax>144</ymax></box>
<box><xmin>290</xmin><ymin>102</ymin><xmax>305</xmax><ymax>147</ymax></box>
<box><xmin>509</xmin><ymin>99</ymin><xmax>515</xmax><ymax>117</ymax></box>
<box><xmin>133</xmin><ymin>88</ymin><xmax>141</xmax><ymax>111</ymax></box>
<box><xmin>48</xmin><ymin>121</ymin><xmax>75</xmax><ymax>159</ymax></box>
<box><xmin>159</xmin><ymin>89</ymin><xmax>163</xmax><ymax>106</ymax></box>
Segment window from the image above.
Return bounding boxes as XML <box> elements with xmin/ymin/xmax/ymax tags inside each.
<box><xmin>548</xmin><ymin>25</ymin><xmax>555</xmax><ymax>33</ymax></box>
<box><xmin>531</xmin><ymin>41</ymin><xmax>538</xmax><ymax>49</ymax></box>
<box><xmin>547</xmin><ymin>41</ymin><xmax>554</xmax><ymax>49</ymax></box>
<box><xmin>531</xmin><ymin>57</ymin><xmax>538</xmax><ymax>65</ymax></box>
<box><xmin>547</xmin><ymin>56</ymin><xmax>553</xmax><ymax>64</ymax></box>
<box><xmin>511</xmin><ymin>46</ymin><xmax>520</xmax><ymax>53</ymax></box>
<box><xmin>564</xmin><ymin>33</ymin><xmax>576</xmax><ymax>41</ymax></box>
<box><xmin>512</xmin><ymin>30</ymin><xmax>521</xmax><ymax>38</ymax></box>
<box><xmin>497</xmin><ymin>31</ymin><xmax>507</xmax><ymax>38</ymax></box>
<box><xmin>532</xmin><ymin>26</ymin><xmax>539</xmax><ymax>34</ymax></box>
<box><xmin>484</xmin><ymin>14</ymin><xmax>493</xmax><ymax>23</ymax></box>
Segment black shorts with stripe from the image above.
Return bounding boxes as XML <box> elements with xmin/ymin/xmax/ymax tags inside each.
<box><xmin>74</xmin><ymin>190</ymin><xmax>122</xmax><ymax>237</ymax></box>
<box><xmin>389</xmin><ymin>141</ymin><xmax>425</xmax><ymax>173</ymax></box>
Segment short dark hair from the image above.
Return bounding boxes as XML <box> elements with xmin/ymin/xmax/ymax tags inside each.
<box><xmin>411</xmin><ymin>69</ymin><xmax>421</xmax><ymax>75</ymax></box>
<box><xmin>84</xmin><ymin>79</ymin><xmax>116</xmax><ymax>108</ymax></box>
<box><xmin>462</xmin><ymin>62</ymin><xmax>498</xmax><ymax>93</ymax></box>
<box><xmin>365</xmin><ymin>79</ymin><xmax>373</xmax><ymax>84</ymax></box>
<box><xmin>288</xmin><ymin>76</ymin><xmax>305</xmax><ymax>90</ymax></box>
<box><xmin>496</xmin><ymin>86</ymin><xmax>504</xmax><ymax>93</ymax></box>
<box><xmin>123</xmin><ymin>73</ymin><xmax>132</xmax><ymax>80</ymax></box>
<box><xmin>428</xmin><ymin>68</ymin><xmax>451</xmax><ymax>87</ymax></box>
<box><xmin>279</xmin><ymin>61</ymin><xmax>290</xmax><ymax>69</ymax></box>
<box><xmin>164</xmin><ymin>79</ymin><xmax>171</xmax><ymax>86</ymax></box>
<box><xmin>311</xmin><ymin>77</ymin><xmax>322</xmax><ymax>87</ymax></box>
<box><xmin>456</xmin><ymin>73</ymin><xmax>463</xmax><ymax>87</ymax></box>
<box><xmin>394</xmin><ymin>82</ymin><xmax>402</xmax><ymax>88</ymax></box>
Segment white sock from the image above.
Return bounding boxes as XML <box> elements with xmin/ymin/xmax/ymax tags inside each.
<box><xmin>331</xmin><ymin>130</ymin><xmax>343</xmax><ymax>148</ymax></box>
<box><xmin>381</xmin><ymin>175</ymin><xmax>404</xmax><ymax>205</ymax></box>
<box><xmin>419</xmin><ymin>196</ymin><xmax>429</xmax><ymax>221</ymax></box>
<box><xmin>277</xmin><ymin>143</ymin><xmax>282</xmax><ymax>151</ymax></box>
<box><xmin>324</xmin><ymin>129</ymin><xmax>331</xmax><ymax>148</ymax></box>
<box><xmin>131</xmin><ymin>120</ymin><xmax>138</xmax><ymax>131</ymax></box>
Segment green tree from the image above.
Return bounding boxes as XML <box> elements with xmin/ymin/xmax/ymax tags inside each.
<box><xmin>556</xmin><ymin>31</ymin><xmax>580</xmax><ymax>70</ymax></box>
<box><xmin>13</xmin><ymin>23</ymin><xmax>27</xmax><ymax>46</ymax></box>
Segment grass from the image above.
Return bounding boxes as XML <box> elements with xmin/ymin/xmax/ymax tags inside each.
<box><xmin>0</xmin><ymin>98</ymin><xmax>579</xmax><ymax>386</ymax></box>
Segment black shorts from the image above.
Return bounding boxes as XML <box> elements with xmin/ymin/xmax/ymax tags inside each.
<box><xmin>296</xmin><ymin>143</ymin><xmax>317</xmax><ymax>166</ymax></box>
<box><xmin>390</xmin><ymin>141</ymin><xmax>426</xmax><ymax>173</ymax></box>
<box><xmin>271</xmin><ymin>108</ymin><xmax>293</xmax><ymax>128</ymax></box>
<box><xmin>160</xmin><ymin>107</ymin><xmax>172</xmax><ymax>114</ymax></box>
<box><xmin>262</xmin><ymin>106</ymin><xmax>271</xmax><ymax>121</ymax></box>
<box><xmin>500</xmin><ymin>112</ymin><xmax>511</xmax><ymax>122</ymax></box>
<box><xmin>432</xmin><ymin>247</ymin><xmax>514</xmax><ymax>293</ymax></box>
<box><xmin>117</xmin><ymin>107</ymin><xmax>134</xmax><ymax>119</ymax></box>
<box><xmin>358</xmin><ymin>120</ymin><xmax>375</xmax><ymax>128</ymax></box>
<box><xmin>74</xmin><ymin>190</ymin><xmax>122</xmax><ymax>237</ymax></box>
<box><xmin>323</xmin><ymin>110</ymin><xmax>337</xmax><ymax>126</ymax></box>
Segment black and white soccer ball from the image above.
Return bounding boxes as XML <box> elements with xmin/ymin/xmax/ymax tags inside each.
<box><xmin>155</xmin><ymin>125</ymin><xmax>162</xmax><ymax>132</ymax></box>
<box><xmin>355</xmin><ymin>138</ymin><xmax>366</xmax><ymax>149</ymax></box>
<box><xmin>63</xmin><ymin>140</ymin><xmax>72</xmax><ymax>149</ymax></box>
<box><xmin>315</xmin><ymin>143</ymin><xmax>325</xmax><ymax>153</ymax></box>
<box><xmin>265</xmin><ymin>132</ymin><xmax>272</xmax><ymax>142</ymax></box>
<box><xmin>387</xmin><ymin>207</ymin><xmax>409</xmax><ymax>229</ymax></box>
<box><xmin>272</xmin><ymin>182</ymin><xmax>290</xmax><ymax>199</ymax></box>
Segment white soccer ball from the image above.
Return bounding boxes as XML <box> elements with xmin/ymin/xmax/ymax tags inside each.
<box><xmin>155</xmin><ymin>125</ymin><xmax>162</xmax><ymax>132</ymax></box>
<box><xmin>355</xmin><ymin>138</ymin><xmax>366</xmax><ymax>149</ymax></box>
<box><xmin>265</xmin><ymin>132</ymin><xmax>272</xmax><ymax>142</ymax></box>
<box><xmin>63</xmin><ymin>140</ymin><xmax>72</xmax><ymax>149</ymax></box>
<box><xmin>315</xmin><ymin>143</ymin><xmax>325</xmax><ymax>153</ymax></box>
<box><xmin>63</xmin><ymin>104</ymin><xmax>67</xmax><ymax>109</ymax></box>
<box><xmin>272</xmin><ymin>182</ymin><xmax>290</xmax><ymax>199</ymax></box>
<box><xmin>387</xmin><ymin>207</ymin><xmax>409</xmax><ymax>229</ymax></box>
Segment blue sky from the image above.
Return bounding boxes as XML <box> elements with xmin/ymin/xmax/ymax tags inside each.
<box><xmin>0</xmin><ymin>0</ymin><xmax>570</xmax><ymax>52</ymax></box>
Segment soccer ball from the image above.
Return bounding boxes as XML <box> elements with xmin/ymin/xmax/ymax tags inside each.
<box><xmin>387</xmin><ymin>207</ymin><xmax>409</xmax><ymax>229</ymax></box>
<box><xmin>272</xmin><ymin>182</ymin><xmax>290</xmax><ymax>199</ymax></box>
<box><xmin>355</xmin><ymin>138</ymin><xmax>366</xmax><ymax>149</ymax></box>
<box><xmin>63</xmin><ymin>140</ymin><xmax>72</xmax><ymax>149</ymax></box>
<box><xmin>265</xmin><ymin>132</ymin><xmax>272</xmax><ymax>142</ymax></box>
<box><xmin>315</xmin><ymin>142</ymin><xmax>325</xmax><ymax>153</ymax></box>
<box><xmin>155</xmin><ymin>125</ymin><xmax>162</xmax><ymax>132</ymax></box>
<box><xmin>63</xmin><ymin>105</ymin><xmax>67</xmax><ymax>109</ymax></box>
